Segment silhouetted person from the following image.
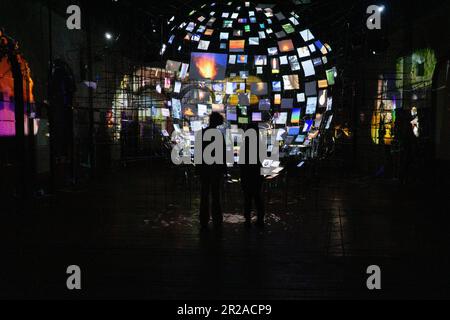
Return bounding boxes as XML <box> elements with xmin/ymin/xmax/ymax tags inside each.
<box><xmin>240</xmin><ymin>123</ymin><xmax>265</xmax><ymax>228</ymax></box>
<box><xmin>198</xmin><ymin>112</ymin><xmax>226</xmax><ymax>230</ymax></box>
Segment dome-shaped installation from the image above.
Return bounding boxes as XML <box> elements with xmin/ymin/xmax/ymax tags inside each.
<box><xmin>162</xmin><ymin>1</ymin><xmax>337</xmax><ymax>161</ymax></box>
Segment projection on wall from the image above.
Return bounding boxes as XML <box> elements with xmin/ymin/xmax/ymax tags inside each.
<box><xmin>0</xmin><ymin>55</ymin><xmax>37</xmax><ymax>137</ymax></box>
<box><xmin>371</xmin><ymin>48</ymin><xmax>437</xmax><ymax>145</ymax></box>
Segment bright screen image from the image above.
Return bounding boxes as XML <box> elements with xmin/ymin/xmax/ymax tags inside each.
<box><xmin>198</xmin><ymin>40</ymin><xmax>210</xmax><ymax>50</ymax></box>
<box><xmin>274</xmin><ymin>94</ymin><xmax>281</xmax><ymax>105</ymax></box>
<box><xmin>306</xmin><ymin>97</ymin><xmax>317</xmax><ymax>115</ymax></box>
<box><xmin>313</xmin><ymin>58</ymin><xmax>322</xmax><ymax>66</ymax></box>
<box><xmin>238</xmin><ymin>117</ymin><xmax>249</xmax><ymax>124</ymax></box>
<box><xmin>252</xmin><ymin>112</ymin><xmax>262</xmax><ymax>122</ymax></box>
<box><xmin>303</xmin><ymin>120</ymin><xmax>314</xmax><ymax>133</ymax></box>
<box><xmin>166</xmin><ymin>60</ymin><xmax>182</xmax><ymax>72</ymax></box>
<box><xmin>226</xmin><ymin>82</ymin><xmax>238</xmax><ymax>94</ymax></box>
<box><xmin>213</xmin><ymin>83</ymin><xmax>224</xmax><ymax>92</ymax></box>
<box><xmin>259</xmin><ymin>99</ymin><xmax>271</xmax><ymax>111</ymax></box>
<box><xmin>271</xmin><ymin>58</ymin><xmax>280</xmax><ymax>74</ymax></box>
<box><xmin>268</xmin><ymin>47</ymin><xmax>278</xmax><ymax>56</ymax></box>
<box><xmin>278</xmin><ymin>39</ymin><xmax>294</xmax><ymax>53</ymax></box>
<box><xmin>300</xmin><ymin>29</ymin><xmax>315</xmax><ymax>42</ymax></box>
<box><xmin>295</xmin><ymin>135</ymin><xmax>306</xmax><ymax>143</ymax></box>
<box><xmin>172</xmin><ymin>99</ymin><xmax>182</xmax><ymax>119</ymax></box>
<box><xmin>326</xmin><ymin>68</ymin><xmax>336</xmax><ymax>85</ymax></box>
<box><xmin>229</xmin><ymin>40</ymin><xmax>245</xmax><ymax>52</ymax></box>
<box><xmin>318</xmin><ymin>79</ymin><xmax>328</xmax><ymax>89</ymax></box>
<box><xmin>275</xmin><ymin>112</ymin><xmax>288</xmax><ymax>125</ymax></box>
<box><xmin>283</xmin><ymin>75</ymin><xmax>300</xmax><ymax>90</ymax></box>
<box><xmin>190</xmin><ymin>52</ymin><xmax>228</xmax><ymax>81</ymax></box>
<box><xmin>237</xmin><ymin>55</ymin><xmax>248</xmax><ymax>64</ymax></box>
<box><xmin>288</xmin><ymin>55</ymin><xmax>301</xmax><ymax>71</ymax></box>
<box><xmin>227</xmin><ymin>107</ymin><xmax>237</xmax><ymax>121</ymax></box>
<box><xmin>291</xmin><ymin>108</ymin><xmax>301</xmax><ymax>124</ymax></box>
<box><xmin>212</xmin><ymin>104</ymin><xmax>225</xmax><ymax>112</ymax></box>
<box><xmin>302</xmin><ymin>60</ymin><xmax>316</xmax><ymax>77</ymax></box>
<box><xmin>318</xmin><ymin>90</ymin><xmax>328</xmax><ymax>108</ymax></box>
<box><xmin>254</xmin><ymin>55</ymin><xmax>267</xmax><ymax>66</ymax></box>
<box><xmin>249</xmin><ymin>37</ymin><xmax>259</xmax><ymax>45</ymax></box>
<box><xmin>240</xmin><ymin>71</ymin><xmax>249</xmax><ymax>79</ymax></box>
<box><xmin>198</xmin><ymin>104</ymin><xmax>208</xmax><ymax>117</ymax></box>
<box><xmin>282</xmin><ymin>24</ymin><xmax>295</xmax><ymax>34</ymax></box>
<box><xmin>297</xmin><ymin>46</ymin><xmax>310</xmax><ymax>58</ymax></box>
<box><xmin>288</xmin><ymin>127</ymin><xmax>300</xmax><ymax>136</ymax></box>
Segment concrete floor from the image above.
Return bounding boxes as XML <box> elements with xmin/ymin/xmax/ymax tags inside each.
<box><xmin>1</xmin><ymin>160</ymin><xmax>450</xmax><ymax>299</ymax></box>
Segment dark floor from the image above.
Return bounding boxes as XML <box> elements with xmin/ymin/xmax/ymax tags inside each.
<box><xmin>1</xmin><ymin>160</ymin><xmax>450</xmax><ymax>299</ymax></box>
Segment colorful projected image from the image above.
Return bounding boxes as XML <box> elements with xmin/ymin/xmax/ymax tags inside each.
<box><xmin>229</xmin><ymin>40</ymin><xmax>245</xmax><ymax>52</ymax></box>
<box><xmin>306</xmin><ymin>97</ymin><xmax>317</xmax><ymax>115</ymax></box>
<box><xmin>190</xmin><ymin>52</ymin><xmax>228</xmax><ymax>81</ymax></box>
<box><xmin>282</xmin><ymin>24</ymin><xmax>295</xmax><ymax>34</ymax></box>
<box><xmin>227</xmin><ymin>106</ymin><xmax>237</xmax><ymax>121</ymax></box>
<box><xmin>166</xmin><ymin>60</ymin><xmax>182</xmax><ymax>72</ymax></box>
<box><xmin>254</xmin><ymin>55</ymin><xmax>267</xmax><ymax>66</ymax></box>
<box><xmin>291</xmin><ymin>108</ymin><xmax>301</xmax><ymax>124</ymax></box>
<box><xmin>237</xmin><ymin>55</ymin><xmax>248</xmax><ymax>64</ymax></box>
<box><xmin>259</xmin><ymin>99</ymin><xmax>271</xmax><ymax>111</ymax></box>
<box><xmin>371</xmin><ymin>76</ymin><xmax>398</xmax><ymax>145</ymax></box>
<box><xmin>252</xmin><ymin>112</ymin><xmax>262</xmax><ymax>122</ymax></box>
<box><xmin>278</xmin><ymin>39</ymin><xmax>294</xmax><ymax>53</ymax></box>
<box><xmin>370</xmin><ymin>49</ymin><xmax>437</xmax><ymax>145</ymax></box>
<box><xmin>172</xmin><ymin>98</ymin><xmax>182</xmax><ymax>119</ymax></box>
<box><xmin>283</xmin><ymin>75</ymin><xmax>300</xmax><ymax>90</ymax></box>
<box><xmin>326</xmin><ymin>68</ymin><xmax>336</xmax><ymax>85</ymax></box>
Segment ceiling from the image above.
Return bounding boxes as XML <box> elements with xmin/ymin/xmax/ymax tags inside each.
<box><xmin>40</xmin><ymin>0</ymin><xmax>448</xmax><ymax>63</ymax></box>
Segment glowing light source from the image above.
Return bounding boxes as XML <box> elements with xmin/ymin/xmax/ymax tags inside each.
<box><xmin>189</xmin><ymin>53</ymin><xmax>227</xmax><ymax>80</ymax></box>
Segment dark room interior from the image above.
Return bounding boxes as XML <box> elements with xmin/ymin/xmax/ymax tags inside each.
<box><xmin>1</xmin><ymin>0</ymin><xmax>450</xmax><ymax>303</ymax></box>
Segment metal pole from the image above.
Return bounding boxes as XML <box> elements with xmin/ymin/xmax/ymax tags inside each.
<box><xmin>47</xmin><ymin>1</ymin><xmax>55</xmax><ymax>193</ymax></box>
<box><xmin>85</xmin><ymin>2</ymin><xmax>96</xmax><ymax>178</ymax></box>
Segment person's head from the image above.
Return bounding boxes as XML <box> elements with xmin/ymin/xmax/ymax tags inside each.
<box><xmin>209</xmin><ymin>112</ymin><xmax>224</xmax><ymax>128</ymax></box>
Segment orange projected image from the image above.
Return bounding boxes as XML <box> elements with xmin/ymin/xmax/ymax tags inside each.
<box><xmin>0</xmin><ymin>55</ymin><xmax>37</xmax><ymax>137</ymax></box>
<box><xmin>229</xmin><ymin>39</ymin><xmax>245</xmax><ymax>52</ymax></box>
<box><xmin>184</xmin><ymin>107</ymin><xmax>195</xmax><ymax>117</ymax></box>
<box><xmin>278</xmin><ymin>39</ymin><xmax>294</xmax><ymax>53</ymax></box>
<box><xmin>190</xmin><ymin>52</ymin><xmax>227</xmax><ymax>80</ymax></box>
